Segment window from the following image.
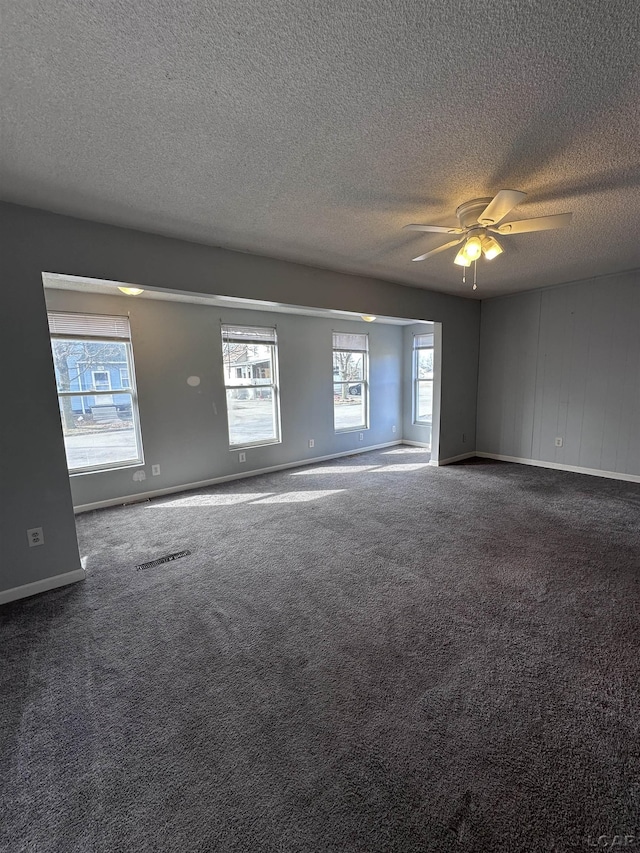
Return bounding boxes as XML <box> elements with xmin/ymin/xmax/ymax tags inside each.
<box><xmin>92</xmin><ymin>370</ymin><xmax>111</xmax><ymax>392</ymax></box>
<box><xmin>92</xmin><ymin>369</ymin><xmax>113</xmax><ymax>403</ymax></box>
<box><xmin>221</xmin><ymin>324</ymin><xmax>281</xmax><ymax>447</ymax></box>
<box><xmin>413</xmin><ymin>332</ymin><xmax>434</xmax><ymax>425</ymax></box>
<box><xmin>333</xmin><ymin>332</ymin><xmax>368</xmax><ymax>432</ymax></box>
<box><xmin>48</xmin><ymin>312</ymin><xmax>143</xmax><ymax>473</ymax></box>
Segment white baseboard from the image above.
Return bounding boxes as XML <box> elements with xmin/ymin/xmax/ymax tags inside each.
<box><xmin>74</xmin><ymin>441</ymin><xmax>404</xmax><ymax>513</ymax></box>
<box><xmin>0</xmin><ymin>568</ymin><xmax>86</xmax><ymax>606</ymax></box>
<box><xmin>400</xmin><ymin>440</ymin><xmax>432</xmax><ymax>449</ymax></box>
<box><xmin>476</xmin><ymin>452</ymin><xmax>640</xmax><ymax>483</ymax></box>
<box><xmin>431</xmin><ymin>451</ymin><xmax>477</xmax><ymax>466</ymax></box>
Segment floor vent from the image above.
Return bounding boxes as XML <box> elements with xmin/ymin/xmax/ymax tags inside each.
<box><xmin>136</xmin><ymin>550</ymin><xmax>191</xmax><ymax>571</ymax></box>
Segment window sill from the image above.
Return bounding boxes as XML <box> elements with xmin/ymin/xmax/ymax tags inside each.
<box><xmin>70</xmin><ymin>460</ymin><xmax>145</xmax><ymax>477</ymax></box>
<box><xmin>228</xmin><ymin>439</ymin><xmax>281</xmax><ymax>451</ymax></box>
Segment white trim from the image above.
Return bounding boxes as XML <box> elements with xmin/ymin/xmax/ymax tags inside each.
<box><xmin>0</xmin><ymin>568</ymin><xmax>86</xmax><ymax>606</ymax></box>
<box><xmin>430</xmin><ymin>451</ymin><xmax>477</xmax><ymax>466</ymax></box>
<box><xmin>401</xmin><ymin>439</ymin><xmax>432</xmax><ymax>449</ymax></box>
<box><xmin>74</xmin><ymin>441</ymin><xmax>404</xmax><ymax>513</ymax></box>
<box><xmin>476</xmin><ymin>452</ymin><xmax>640</xmax><ymax>483</ymax></box>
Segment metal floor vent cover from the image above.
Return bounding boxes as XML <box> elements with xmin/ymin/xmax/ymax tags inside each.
<box><xmin>136</xmin><ymin>550</ymin><xmax>191</xmax><ymax>571</ymax></box>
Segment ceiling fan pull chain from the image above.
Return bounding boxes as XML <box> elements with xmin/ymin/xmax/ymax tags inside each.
<box><xmin>462</xmin><ymin>266</ymin><xmax>466</xmax><ymax>286</ymax></box>
<box><xmin>473</xmin><ymin>260</ymin><xmax>477</xmax><ymax>291</ymax></box>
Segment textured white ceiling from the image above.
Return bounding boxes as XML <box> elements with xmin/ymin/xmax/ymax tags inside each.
<box><xmin>3</xmin><ymin>1</ymin><xmax>639</xmax><ymax>298</ymax></box>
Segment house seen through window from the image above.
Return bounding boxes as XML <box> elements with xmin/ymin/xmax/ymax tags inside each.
<box><xmin>333</xmin><ymin>332</ymin><xmax>368</xmax><ymax>432</ymax></box>
<box><xmin>221</xmin><ymin>324</ymin><xmax>281</xmax><ymax>447</ymax></box>
<box><xmin>48</xmin><ymin>312</ymin><xmax>143</xmax><ymax>473</ymax></box>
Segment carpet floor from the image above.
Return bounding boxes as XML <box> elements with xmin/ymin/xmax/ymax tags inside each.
<box><xmin>1</xmin><ymin>447</ymin><xmax>639</xmax><ymax>852</ymax></box>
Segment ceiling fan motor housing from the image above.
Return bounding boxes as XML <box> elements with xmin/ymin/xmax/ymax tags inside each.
<box><xmin>456</xmin><ymin>198</ymin><xmax>494</xmax><ymax>229</ymax></box>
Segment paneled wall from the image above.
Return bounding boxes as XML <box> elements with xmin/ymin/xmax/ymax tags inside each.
<box><xmin>477</xmin><ymin>270</ymin><xmax>640</xmax><ymax>478</ymax></box>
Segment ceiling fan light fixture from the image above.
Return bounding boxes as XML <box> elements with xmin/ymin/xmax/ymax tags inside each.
<box><xmin>117</xmin><ymin>286</ymin><xmax>144</xmax><ymax>296</ymax></box>
<box><xmin>462</xmin><ymin>236</ymin><xmax>483</xmax><ymax>262</ymax></box>
<box><xmin>405</xmin><ymin>191</ymin><xmax>572</xmax><ymax>278</ymax></box>
<box><xmin>482</xmin><ymin>236</ymin><xmax>503</xmax><ymax>260</ymax></box>
<box><xmin>454</xmin><ymin>247</ymin><xmax>472</xmax><ymax>267</ymax></box>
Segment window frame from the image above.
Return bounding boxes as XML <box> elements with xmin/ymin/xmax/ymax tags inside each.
<box><xmin>332</xmin><ymin>331</ymin><xmax>369</xmax><ymax>433</ymax></box>
<box><xmin>413</xmin><ymin>332</ymin><xmax>434</xmax><ymax>426</ymax></box>
<box><xmin>48</xmin><ymin>312</ymin><xmax>144</xmax><ymax>475</ymax></box>
<box><xmin>119</xmin><ymin>366</ymin><xmax>130</xmax><ymax>389</ymax></box>
<box><xmin>221</xmin><ymin>324</ymin><xmax>282</xmax><ymax>449</ymax></box>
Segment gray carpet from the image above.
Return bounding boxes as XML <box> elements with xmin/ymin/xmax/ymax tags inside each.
<box><xmin>1</xmin><ymin>447</ymin><xmax>639</xmax><ymax>852</ymax></box>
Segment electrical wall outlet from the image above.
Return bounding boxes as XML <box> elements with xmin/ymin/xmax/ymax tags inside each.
<box><xmin>555</xmin><ymin>437</ymin><xmax>563</xmax><ymax>447</ymax></box>
<box><xmin>239</xmin><ymin>452</ymin><xmax>246</xmax><ymax>463</ymax></box>
<box><xmin>308</xmin><ymin>439</ymin><xmax>314</xmax><ymax>448</ymax></box>
<box><xmin>392</xmin><ymin>425</ymin><xmax>396</xmax><ymax>433</ymax></box>
<box><xmin>359</xmin><ymin>433</ymin><xmax>364</xmax><ymax>441</ymax></box>
<box><xmin>151</xmin><ymin>464</ymin><xmax>161</xmax><ymax>476</ymax></box>
<box><xmin>27</xmin><ymin>527</ymin><xmax>44</xmax><ymax>547</ymax></box>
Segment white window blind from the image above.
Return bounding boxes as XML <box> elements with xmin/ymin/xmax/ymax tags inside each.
<box><xmin>414</xmin><ymin>333</ymin><xmax>434</xmax><ymax>348</ymax></box>
<box><xmin>333</xmin><ymin>332</ymin><xmax>368</xmax><ymax>351</ymax></box>
<box><xmin>222</xmin><ymin>325</ymin><xmax>277</xmax><ymax>345</ymax></box>
<box><xmin>48</xmin><ymin>312</ymin><xmax>131</xmax><ymax>340</ymax></box>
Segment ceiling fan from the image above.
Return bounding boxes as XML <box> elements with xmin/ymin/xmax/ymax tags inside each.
<box><xmin>405</xmin><ymin>190</ymin><xmax>572</xmax><ymax>268</ymax></box>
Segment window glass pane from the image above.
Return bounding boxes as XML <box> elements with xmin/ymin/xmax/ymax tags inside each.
<box><xmin>226</xmin><ymin>391</ymin><xmax>278</xmax><ymax>445</ymax></box>
<box><xmin>334</xmin><ymin>388</ymin><xmax>366</xmax><ymax>431</ymax></box>
<box><xmin>58</xmin><ymin>394</ymin><xmax>140</xmax><ymax>470</ymax></box>
<box><xmin>332</xmin><ymin>350</ymin><xmax>364</xmax><ymax>381</ymax></box>
<box><xmin>222</xmin><ymin>342</ymin><xmax>274</xmax><ymax>386</ymax></box>
<box><xmin>51</xmin><ymin>339</ymin><xmax>130</xmax><ymax>393</ymax></box>
<box><xmin>416</xmin><ymin>380</ymin><xmax>433</xmax><ymax>423</ymax></box>
<box><xmin>417</xmin><ymin>348</ymin><xmax>434</xmax><ymax>379</ymax></box>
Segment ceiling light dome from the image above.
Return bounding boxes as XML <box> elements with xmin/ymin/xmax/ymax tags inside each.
<box><xmin>462</xmin><ymin>236</ymin><xmax>482</xmax><ymax>262</ymax></box>
<box><xmin>482</xmin><ymin>235</ymin><xmax>503</xmax><ymax>260</ymax></box>
<box><xmin>454</xmin><ymin>247</ymin><xmax>471</xmax><ymax>267</ymax></box>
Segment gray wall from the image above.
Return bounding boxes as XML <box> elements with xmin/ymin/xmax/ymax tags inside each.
<box><xmin>401</xmin><ymin>319</ymin><xmax>479</xmax><ymax>458</ymax></box>
<box><xmin>45</xmin><ymin>288</ymin><xmax>403</xmax><ymax>508</ymax></box>
<box><xmin>0</xmin><ymin>202</ymin><xmax>479</xmax><ymax>597</ymax></box>
<box><xmin>477</xmin><ymin>270</ymin><xmax>640</xmax><ymax>477</ymax></box>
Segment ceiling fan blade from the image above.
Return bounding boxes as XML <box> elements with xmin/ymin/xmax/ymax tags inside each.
<box><xmin>412</xmin><ymin>239</ymin><xmax>463</xmax><ymax>262</ymax></box>
<box><xmin>478</xmin><ymin>190</ymin><xmax>527</xmax><ymax>226</ymax></box>
<box><xmin>494</xmin><ymin>212</ymin><xmax>573</xmax><ymax>235</ymax></box>
<box><xmin>404</xmin><ymin>224</ymin><xmax>464</xmax><ymax>235</ymax></box>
